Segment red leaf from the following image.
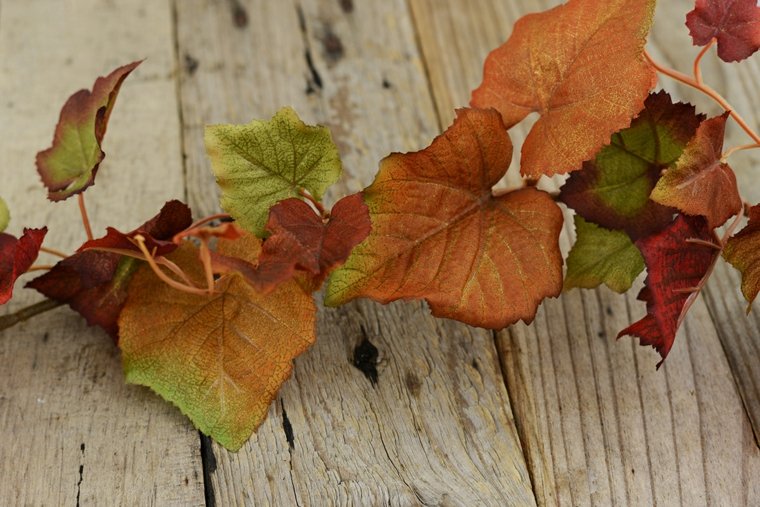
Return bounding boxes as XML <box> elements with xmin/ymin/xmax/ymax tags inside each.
<box><xmin>79</xmin><ymin>200</ymin><xmax>192</xmax><ymax>257</ymax></box>
<box><xmin>0</xmin><ymin>228</ymin><xmax>47</xmax><ymax>305</ymax></box>
<box><xmin>617</xmin><ymin>215</ymin><xmax>719</xmax><ymax>367</ymax></box>
<box><xmin>723</xmin><ymin>204</ymin><xmax>760</xmax><ymax>307</ymax></box>
<box><xmin>686</xmin><ymin>0</ymin><xmax>760</xmax><ymax>62</ymax></box>
<box><xmin>28</xmin><ymin>201</ymin><xmax>192</xmax><ymax>340</ymax></box>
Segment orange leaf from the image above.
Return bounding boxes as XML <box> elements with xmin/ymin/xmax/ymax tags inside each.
<box><xmin>118</xmin><ymin>236</ymin><xmax>316</xmax><ymax>451</ymax></box>
<box><xmin>326</xmin><ymin>108</ymin><xmax>564</xmax><ymax>328</ymax></box>
<box><xmin>651</xmin><ymin>112</ymin><xmax>742</xmax><ymax>229</ymax></box>
<box><xmin>724</xmin><ymin>204</ymin><xmax>760</xmax><ymax>308</ymax></box>
<box><xmin>471</xmin><ymin>0</ymin><xmax>656</xmax><ymax>177</ymax></box>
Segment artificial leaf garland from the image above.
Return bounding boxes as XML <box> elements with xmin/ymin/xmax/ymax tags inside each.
<box><xmin>686</xmin><ymin>0</ymin><xmax>760</xmax><ymax>63</ymax></box>
<box><xmin>723</xmin><ymin>204</ymin><xmax>760</xmax><ymax>308</ymax></box>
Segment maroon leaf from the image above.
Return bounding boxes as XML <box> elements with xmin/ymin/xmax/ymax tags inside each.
<box><xmin>617</xmin><ymin>215</ymin><xmax>719</xmax><ymax>367</ymax></box>
<box><xmin>686</xmin><ymin>0</ymin><xmax>760</xmax><ymax>62</ymax></box>
<box><xmin>0</xmin><ymin>228</ymin><xmax>47</xmax><ymax>305</ymax></box>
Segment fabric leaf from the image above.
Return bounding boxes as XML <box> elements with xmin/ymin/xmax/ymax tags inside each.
<box><xmin>471</xmin><ymin>0</ymin><xmax>656</xmax><ymax>177</ymax></box>
<box><xmin>28</xmin><ymin>201</ymin><xmax>193</xmax><ymax>340</ymax></box>
<box><xmin>36</xmin><ymin>61</ymin><xmax>142</xmax><ymax>201</ymax></box>
<box><xmin>119</xmin><ymin>236</ymin><xmax>317</xmax><ymax>451</ymax></box>
<box><xmin>0</xmin><ymin>197</ymin><xmax>8</xmax><ymax>233</ymax></box>
<box><xmin>723</xmin><ymin>204</ymin><xmax>760</xmax><ymax>308</ymax></box>
<box><xmin>686</xmin><ymin>0</ymin><xmax>760</xmax><ymax>62</ymax></box>
<box><xmin>618</xmin><ymin>215</ymin><xmax>719</xmax><ymax>367</ymax></box>
<box><xmin>651</xmin><ymin>112</ymin><xmax>741</xmax><ymax>229</ymax></box>
<box><xmin>565</xmin><ymin>216</ymin><xmax>645</xmax><ymax>293</ymax></box>
<box><xmin>560</xmin><ymin>91</ymin><xmax>702</xmax><ymax>239</ymax></box>
<box><xmin>0</xmin><ymin>228</ymin><xmax>47</xmax><ymax>305</ymax></box>
<box><xmin>326</xmin><ymin>108</ymin><xmax>564</xmax><ymax>329</ymax></box>
<box><xmin>205</xmin><ymin>107</ymin><xmax>342</xmax><ymax>236</ymax></box>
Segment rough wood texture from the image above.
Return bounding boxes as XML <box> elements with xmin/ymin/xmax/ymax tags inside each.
<box><xmin>176</xmin><ymin>0</ymin><xmax>535</xmax><ymax>504</ymax></box>
<box><xmin>0</xmin><ymin>0</ymin><xmax>204</xmax><ymax>505</ymax></box>
<box><xmin>411</xmin><ymin>0</ymin><xmax>760</xmax><ymax>505</ymax></box>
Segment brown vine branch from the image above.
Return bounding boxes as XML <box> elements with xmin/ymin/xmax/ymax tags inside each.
<box><xmin>0</xmin><ymin>299</ymin><xmax>64</xmax><ymax>332</ymax></box>
<box><xmin>77</xmin><ymin>193</ymin><xmax>94</xmax><ymax>242</ymax></box>
<box><xmin>692</xmin><ymin>37</ymin><xmax>715</xmax><ymax>85</ymax></box>
<box><xmin>39</xmin><ymin>246</ymin><xmax>69</xmax><ymax>259</ymax></box>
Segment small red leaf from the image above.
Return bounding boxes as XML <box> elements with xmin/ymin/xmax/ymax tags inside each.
<box><xmin>0</xmin><ymin>228</ymin><xmax>47</xmax><ymax>305</ymax></box>
<box><xmin>617</xmin><ymin>215</ymin><xmax>719</xmax><ymax>367</ymax></box>
<box><xmin>686</xmin><ymin>0</ymin><xmax>760</xmax><ymax>62</ymax></box>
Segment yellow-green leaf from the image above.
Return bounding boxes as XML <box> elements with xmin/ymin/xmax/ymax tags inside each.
<box><xmin>0</xmin><ymin>197</ymin><xmax>8</xmax><ymax>233</ymax></box>
<box><xmin>205</xmin><ymin>107</ymin><xmax>342</xmax><ymax>236</ymax></box>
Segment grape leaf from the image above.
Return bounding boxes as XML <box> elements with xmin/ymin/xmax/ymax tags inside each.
<box><xmin>79</xmin><ymin>200</ymin><xmax>192</xmax><ymax>257</ymax></box>
<box><xmin>723</xmin><ymin>204</ymin><xmax>760</xmax><ymax>308</ymax></box>
<box><xmin>36</xmin><ymin>61</ymin><xmax>142</xmax><ymax>201</ymax></box>
<box><xmin>0</xmin><ymin>197</ymin><xmax>9</xmax><ymax>233</ymax></box>
<box><xmin>119</xmin><ymin>236</ymin><xmax>317</xmax><ymax>451</ymax></box>
<box><xmin>470</xmin><ymin>0</ymin><xmax>657</xmax><ymax>177</ymax></box>
<box><xmin>565</xmin><ymin>216</ymin><xmax>645</xmax><ymax>293</ymax></box>
<box><xmin>651</xmin><ymin>112</ymin><xmax>741</xmax><ymax>229</ymax></box>
<box><xmin>686</xmin><ymin>0</ymin><xmax>760</xmax><ymax>62</ymax></box>
<box><xmin>618</xmin><ymin>215</ymin><xmax>719</xmax><ymax>367</ymax></box>
<box><xmin>205</xmin><ymin>107</ymin><xmax>342</xmax><ymax>236</ymax></box>
<box><xmin>28</xmin><ymin>201</ymin><xmax>193</xmax><ymax>340</ymax></box>
<box><xmin>0</xmin><ymin>228</ymin><xmax>47</xmax><ymax>305</ymax></box>
<box><xmin>560</xmin><ymin>91</ymin><xmax>703</xmax><ymax>239</ymax></box>
<box><xmin>325</xmin><ymin>108</ymin><xmax>564</xmax><ymax>329</ymax></box>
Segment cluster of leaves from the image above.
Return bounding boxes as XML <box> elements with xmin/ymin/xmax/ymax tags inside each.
<box><xmin>1</xmin><ymin>0</ymin><xmax>759</xmax><ymax>451</ymax></box>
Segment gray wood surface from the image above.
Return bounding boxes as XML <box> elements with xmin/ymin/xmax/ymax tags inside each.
<box><xmin>1</xmin><ymin>0</ymin><xmax>758</xmax><ymax>505</ymax></box>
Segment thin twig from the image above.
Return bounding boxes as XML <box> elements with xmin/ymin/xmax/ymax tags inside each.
<box><xmin>722</xmin><ymin>143</ymin><xmax>760</xmax><ymax>162</ymax></box>
<box><xmin>134</xmin><ymin>235</ymin><xmax>210</xmax><ymax>296</ymax></box>
<box><xmin>693</xmin><ymin>38</ymin><xmax>715</xmax><ymax>85</ymax></box>
<box><xmin>27</xmin><ymin>265</ymin><xmax>54</xmax><ymax>272</ymax></box>
<box><xmin>39</xmin><ymin>246</ymin><xmax>69</xmax><ymax>259</ymax></box>
<box><xmin>77</xmin><ymin>194</ymin><xmax>94</xmax><ymax>242</ymax></box>
<box><xmin>0</xmin><ymin>299</ymin><xmax>64</xmax><ymax>332</ymax></box>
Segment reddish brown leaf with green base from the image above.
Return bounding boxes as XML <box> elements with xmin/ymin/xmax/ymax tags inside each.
<box><xmin>560</xmin><ymin>91</ymin><xmax>702</xmax><ymax>239</ymax></box>
<box><xmin>326</xmin><ymin>108</ymin><xmax>564</xmax><ymax>329</ymax></box>
<box><xmin>723</xmin><ymin>204</ymin><xmax>760</xmax><ymax>308</ymax></box>
<box><xmin>28</xmin><ymin>201</ymin><xmax>193</xmax><ymax>340</ymax></box>
<box><xmin>36</xmin><ymin>61</ymin><xmax>142</xmax><ymax>201</ymax></box>
<box><xmin>0</xmin><ymin>228</ymin><xmax>47</xmax><ymax>305</ymax></box>
<box><xmin>119</xmin><ymin>237</ymin><xmax>317</xmax><ymax>451</ymax></box>
<box><xmin>618</xmin><ymin>215</ymin><xmax>719</xmax><ymax>367</ymax></box>
<box><xmin>686</xmin><ymin>0</ymin><xmax>760</xmax><ymax>63</ymax></box>
<box><xmin>471</xmin><ymin>0</ymin><xmax>656</xmax><ymax>177</ymax></box>
<box><xmin>651</xmin><ymin>113</ymin><xmax>742</xmax><ymax>229</ymax></box>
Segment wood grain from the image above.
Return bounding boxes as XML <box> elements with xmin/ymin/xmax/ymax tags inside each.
<box><xmin>176</xmin><ymin>0</ymin><xmax>535</xmax><ymax>504</ymax></box>
<box><xmin>0</xmin><ymin>0</ymin><xmax>204</xmax><ymax>504</ymax></box>
<box><xmin>410</xmin><ymin>0</ymin><xmax>760</xmax><ymax>505</ymax></box>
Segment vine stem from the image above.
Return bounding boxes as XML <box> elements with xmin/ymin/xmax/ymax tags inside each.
<box><xmin>40</xmin><ymin>246</ymin><xmax>68</xmax><ymax>259</ymax></box>
<box><xmin>0</xmin><ymin>299</ymin><xmax>64</xmax><ymax>332</ymax></box>
<box><xmin>133</xmin><ymin>235</ymin><xmax>211</xmax><ymax>296</ymax></box>
<box><xmin>299</xmin><ymin>188</ymin><xmax>328</xmax><ymax>218</ymax></box>
<box><xmin>722</xmin><ymin>143</ymin><xmax>760</xmax><ymax>162</ymax></box>
<box><xmin>693</xmin><ymin>38</ymin><xmax>715</xmax><ymax>85</ymax></box>
<box><xmin>27</xmin><ymin>265</ymin><xmax>54</xmax><ymax>272</ymax></box>
<box><xmin>77</xmin><ymin>194</ymin><xmax>94</xmax><ymax>242</ymax></box>
<box><xmin>644</xmin><ymin>50</ymin><xmax>760</xmax><ymax>145</ymax></box>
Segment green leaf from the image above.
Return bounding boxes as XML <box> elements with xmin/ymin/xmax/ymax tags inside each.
<box><xmin>565</xmin><ymin>216</ymin><xmax>645</xmax><ymax>293</ymax></box>
<box><xmin>0</xmin><ymin>197</ymin><xmax>8</xmax><ymax>233</ymax></box>
<box><xmin>36</xmin><ymin>61</ymin><xmax>142</xmax><ymax>201</ymax></box>
<box><xmin>560</xmin><ymin>91</ymin><xmax>703</xmax><ymax>239</ymax></box>
<box><xmin>205</xmin><ymin>107</ymin><xmax>342</xmax><ymax>236</ymax></box>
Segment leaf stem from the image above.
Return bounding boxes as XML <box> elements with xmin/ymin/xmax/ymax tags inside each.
<box><xmin>0</xmin><ymin>299</ymin><xmax>64</xmax><ymax>333</ymax></box>
<box><xmin>77</xmin><ymin>194</ymin><xmax>94</xmax><ymax>242</ymax></box>
<box><xmin>644</xmin><ymin>50</ymin><xmax>760</xmax><ymax>145</ymax></box>
<box><xmin>721</xmin><ymin>143</ymin><xmax>760</xmax><ymax>162</ymax></box>
<box><xmin>39</xmin><ymin>246</ymin><xmax>69</xmax><ymax>259</ymax></box>
<box><xmin>133</xmin><ymin>235</ymin><xmax>211</xmax><ymax>296</ymax></box>
<box><xmin>173</xmin><ymin>213</ymin><xmax>233</xmax><ymax>243</ymax></box>
<box><xmin>198</xmin><ymin>239</ymin><xmax>216</xmax><ymax>295</ymax></box>
<box><xmin>299</xmin><ymin>188</ymin><xmax>328</xmax><ymax>218</ymax></box>
<box><xmin>693</xmin><ymin>38</ymin><xmax>715</xmax><ymax>85</ymax></box>
<box><xmin>27</xmin><ymin>265</ymin><xmax>54</xmax><ymax>272</ymax></box>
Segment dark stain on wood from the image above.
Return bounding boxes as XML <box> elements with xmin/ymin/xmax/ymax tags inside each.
<box><xmin>338</xmin><ymin>0</ymin><xmax>354</xmax><ymax>14</ymax></box>
<box><xmin>382</xmin><ymin>78</ymin><xmax>392</xmax><ymax>89</ymax></box>
<box><xmin>322</xmin><ymin>27</ymin><xmax>344</xmax><ymax>62</ymax></box>
<box><xmin>353</xmin><ymin>327</ymin><xmax>379</xmax><ymax>386</ymax></box>
<box><xmin>200</xmin><ymin>434</ymin><xmax>217</xmax><ymax>507</ymax></box>
<box><xmin>281</xmin><ymin>399</ymin><xmax>295</xmax><ymax>449</ymax></box>
<box><xmin>405</xmin><ymin>371</ymin><xmax>421</xmax><ymax>397</ymax></box>
<box><xmin>304</xmin><ymin>49</ymin><xmax>323</xmax><ymax>93</ymax></box>
<box><xmin>183</xmin><ymin>54</ymin><xmax>199</xmax><ymax>76</ymax></box>
<box><xmin>228</xmin><ymin>0</ymin><xmax>248</xmax><ymax>29</ymax></box>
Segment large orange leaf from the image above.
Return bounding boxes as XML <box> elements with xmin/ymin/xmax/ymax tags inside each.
<box><xmin>724</xmin><ymin>204</ymin><xmax>760</xmax><ymax>308</ymax></box>
<box><xmin>325</xmin><ymin>108</ymin><xmax>564</xmax><ymax>328</ymax></box>
<box><xmin>471</xmin><ymin>0</ymin><xmax>656</xmax><ymax>177</ymax></box>
<box><xmin>118</xmin><ymin>235</ymin><xmax>316</xmax><ymax>451</ymax></box>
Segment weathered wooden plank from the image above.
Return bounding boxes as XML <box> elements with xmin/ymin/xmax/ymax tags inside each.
<box><xmin>410</xmin><ymin>0</ymin><xmax>760</xmax><ymax>505</ymax></box>
<box><xmin>0</xmin><ymin>0</ymin><xmax>204</xmax><ymax>504</ymax></box>
<box><xmin>176</xmin><ymin>0</ymin><xmax>535</xmax><ymax>504</ymax></box>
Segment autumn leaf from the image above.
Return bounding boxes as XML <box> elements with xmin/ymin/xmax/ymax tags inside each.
<box><xmin>565</xmin><ymin>216</ymin><xmax>645</xmax><ymax>293</ymax></box>
<box><xmin>79</xmin><ymin>200</ymin><xmax>192</xmax><ymax>257</ymax></box>
<box><xmin>471</xmin><ymin>0</ymin><xmax>656</xmax><ymax>177</ymax></box>
<box><xmin>0</xmin><ymin>197</ymin><xmax>8</xmax><ymax>233</ymax></box>
<box><xmin>325</xmin><ymin>108</ymin><xmax>564</xmax><ymax>329</ymax></box>
<box><xmin>27</xmin><ymin>253</ymin><xmax>138</xmax><ymax>340</ymax></box>
<box><xmin>36</xmin><ymin>61</ymin><xmax>142</xmax><ymax>201</ymax></box>
<box><xmin>119</xmin><ymin>236</ymin><xmax>317</xmax><ymax>451</ymax></box>
<box><xmin>0</xmin><ymin>228</ymin><xmax>47</xmax><ymax>305</ymax></box>
<box><xmin>686</xmin><ymin>0</ymin><xmax>760</xmax><ymax>63</ymax></box>
<box><xmin>723</xmin><ymin>204</ymin><xmax>760</xmax><ymax>308</ymax></box>
<box><xmin>560</xmin><ymin>92</ymin><xmax>702</xmax><ymax>239</ymax></box>
<box><xmin>28</xmin><ymin>201</ymin><xmax>193</xmax><ymax>340</ymax></box>
<box><xmin>651</xmin><ymin>112</ymin><xmax>742</xmax><ymax>229</ymax></box>
<box><xmin>618</xmin><ymin>215</ymin><xmax>719</xmax><ymax>367</ymax></box>
<box><xmin>205</xmin><ymin>107</ymin><xmax>342</xmax><ymax>236</ymax></box>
